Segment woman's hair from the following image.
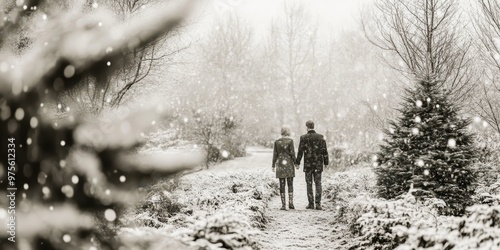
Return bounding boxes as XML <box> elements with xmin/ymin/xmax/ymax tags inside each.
<box><xmin>281</xmin><ymin>125</ymin><xmax>291</xmax><ymax>136</ymax></box>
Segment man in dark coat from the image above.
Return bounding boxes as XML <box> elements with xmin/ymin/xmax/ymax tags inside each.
<box><xmin>295</xmin><ymin>120</ymin><xmax>329</xmax><ymax>210</ymax></box>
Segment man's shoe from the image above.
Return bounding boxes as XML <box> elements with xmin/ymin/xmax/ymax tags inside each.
<box><xmin>306</xmin><ymin>204</ymin><xmax>314</xmax><ymax>209</ymax></box>
<box><xmin>315</xmin><ymin>204</ymin><xmax>322</xmax><ymax>210</ymax></box>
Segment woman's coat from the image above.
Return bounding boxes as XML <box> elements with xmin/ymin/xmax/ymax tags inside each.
<box><xmin>272</xmin><ymin>137</ymin><xmax>296</xmax><ymax>178</ymax></box>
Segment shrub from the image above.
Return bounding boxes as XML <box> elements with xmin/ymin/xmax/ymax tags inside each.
<box><xmin>336</xmin><ymin>191</ymin><xmax>448</xmax><ymax>250</ymax></box>
<box><xmin>328</xmin><ymin>145</ymin><xmax>371</xmax><ymax>171</ymax></box>
<box><xmin>472</xmin><ymin>167</ymin><xmax>500</xmax><ymax>205</ymax></box>
<box><xmin>323</xmin><ymin>166</ymin><xmax>377</xmax><ymax>222</ymax></box>
<box><xmin>397</xmin><ymin>205</ymin><xmax>500</xmax><ymax>249</ymax></box>
<box><xmin>135</xmin><ymin>191</ymin><xmax>184</xmax><ymax>228</ymax></box>
<box><xmin>182</xmin><ymin>111</ymin><xmax>247</xmax><ymax>166</ymax></box>
<box><xmin>122</xmin><ymin>171</ymin><xmax>278</xmax><ymax>249</ymax></box>
<box><xmin>176</xmin><ymin>213</ymin><xmax>259</xmax><ymax>250</ymax></box>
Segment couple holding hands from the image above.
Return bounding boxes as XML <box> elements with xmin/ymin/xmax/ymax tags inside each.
<box><xmin>272</xmin><ymin>120</ymin><xmax>329</xmax><ymax>211</ymax></box>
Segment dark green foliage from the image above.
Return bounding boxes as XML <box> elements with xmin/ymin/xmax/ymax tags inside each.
<box><xmin>375</xmin><ymin>79</ymin><xmax>476</xmax><ymax>215</ymax></box>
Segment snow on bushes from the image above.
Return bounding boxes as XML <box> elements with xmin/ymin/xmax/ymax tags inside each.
<box><xmin>176</xmin><ymin>213</ymin><xmax>259</xmax><ymax>250</ymax></box>
<box><xmin>349</xmin><ymin>193</ymin><xmax>448</xmax><ymax>249</ymax></box>
<box><xmin>323</xmin><ymin>167</ymin><xmax>447</xmax><ymax>249</ymax></box>
<box><xmin>472</xmin><ymin>163</ymin><xmax>500</xmax><ymax>206</ymax></box>
<box><xmin>323</xmin><ymin>165</ymin><xmax>376</xmax><ymax>223</ymax></box>
<box><xmin>121</xmin><ymin>171</ymin><xmax>278</xmax><ymax>249</ymax></box>
<box><xmin>324</xmin><ymin>165</ymin><xmax>500</xmax><ymax>249</ymax></box>
<box><xmin>396</xmin><ymin>205</ymin><xmax>500</xmax><ymax>249</ymax></box>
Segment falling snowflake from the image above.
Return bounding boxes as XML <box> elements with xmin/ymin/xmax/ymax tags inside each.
<box><xmin>416</xmin><ymin>159</ymin><xmax>424</xmax><ymax>167</ymax></box>
<box><xmin>64</xmin><ymin>65</ymin><xmax>76</xmax><ymax>78</ymax></box>
<box><xmin>30</xmin><ymin>117</ymin><xmax>38</xmax><ymax>128</ymax></box>
<box><xmin>61</xmin><ymin>185</ymin><xmax>74</xmax><ymax>198</ymax></box>
<box><xmin>15</xmin><ymin>108</ymin><xmax>24</xmax><ymax>120</ymax></box>
<box><xmin>71</xmin><ymin>175</ymin><xmax>79</xmax><ymax>184</ymax></box>
<box><xmin>411</xmin><ymin>127</ymin><xmax>419</xmax><ymax>135</ymax></box>
<box><xmin>62</xmin><ymin>234</ymin><xmax>71</xmax><ymax>243</ymax></box>
<box><xmin>447</xmin><ymin>138</ymin><xmax>456</xmax><ymax>148</ymax></box>
<box><xmin>104</xmin><ymin>209</ymin><xmax>117</xmax><ymax>222</ymax></box>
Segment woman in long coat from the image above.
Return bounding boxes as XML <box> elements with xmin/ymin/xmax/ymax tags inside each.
<box><xmin>272</xmin><ymin>125</ymin><xmax>298</xmax><ymax>210</ymax></box>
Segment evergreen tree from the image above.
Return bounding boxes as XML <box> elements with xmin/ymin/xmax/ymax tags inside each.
<box><xmin>375</xmin><ymin>79</ymin><xmax>476</xmax><ymax>215</ymax></box>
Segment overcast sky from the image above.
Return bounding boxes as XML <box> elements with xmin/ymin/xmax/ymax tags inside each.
<box><xmin>204</xmin><ymin>0</ymin><xmax>368</xmax><ymax>36</ymax></box>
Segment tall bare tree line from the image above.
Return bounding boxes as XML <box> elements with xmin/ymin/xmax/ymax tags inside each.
<box><xmin>266</xmin><ymin>1</ymin><xmax>319</xmax><ymax>132</ymax></box>
<box><xmin>363</xmin><ymin>0</ymin><xmax>476</xmax><ymax>103</ymax></box>
<box><xmin>474</xmin><ymin>0</ymin><xmax>500</xmax><ymax>134</ymax></box>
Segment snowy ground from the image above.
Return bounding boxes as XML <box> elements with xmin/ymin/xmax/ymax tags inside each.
<box><xmin>256</xmin><ymin>169</ymin><xmax>349</xmax><ymax>250</ymax></box>
<box><xmin>212</xmin><ymin>147</ymin><xmax>349</xmax><ymax>249</ymax></box>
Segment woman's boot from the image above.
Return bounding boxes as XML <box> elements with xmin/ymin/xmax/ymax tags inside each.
<box><xmin>280</xmin><ymin>193</ymin><xmax>286</xmax><ymax>210</ymax></box>
<box><xmin>289</xmin><ymin>193</ymin><xmax>295</xmax><ymax>209</ymax></box>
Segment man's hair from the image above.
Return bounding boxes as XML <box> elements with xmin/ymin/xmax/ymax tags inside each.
<box><xmin>306</xmin><ymin>120</ymin><xmax>314</xmax><ymax>129</ymax></box>
<box><xmin>281</xmin><ymin>125</ymin><xmax>291</xmax><ymax>136</ymax></box>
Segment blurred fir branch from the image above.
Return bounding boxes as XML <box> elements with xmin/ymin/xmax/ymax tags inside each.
<box><xmin>0</xmin><ymin>0</ymin><xmax>196</xmax><ymax>249</ymax></box>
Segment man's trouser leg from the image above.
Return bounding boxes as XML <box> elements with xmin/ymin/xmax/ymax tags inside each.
<box><xmin>313</xmin><ymin>171</ymin><xmax>322</xmax><ymax>206</ymax></box>
<box><xmin>305</xmin><ymin>171</ymin><xmax>314</xmax><ymax>206</ymax></box>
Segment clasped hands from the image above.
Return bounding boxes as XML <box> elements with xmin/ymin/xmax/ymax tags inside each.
<box><xmin>272</xmin><ymin>164</ymin><xmax>300</xmax><ymax>172</ymax></box>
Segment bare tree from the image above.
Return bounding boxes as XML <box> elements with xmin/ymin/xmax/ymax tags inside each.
<box><xmin>474</xmin><ymin>0</ymin><xmax>500</xmax><ymax>134</ymax></box>
<box><xmin>200</xmin><ymin>15</ymin><xmax>254</xmax><ymax>111</ymax></box>
<box><xmin>266</xmin><ymin>1</ymin><xmax>319</xmax><ymax>131</ymax></box>
<box><xmin>64</xmin><ymin>0</ymin><xmax>192</xmax><ymax>114</ymax></box>
<box><xmin>363</xmin><ymin>0</ymin><xmax>476</xmax><ymax>102</ymax></box>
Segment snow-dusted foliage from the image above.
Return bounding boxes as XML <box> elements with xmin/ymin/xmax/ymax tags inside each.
<box><xmin>396</xmin><ymin>205</ymin><xmax>500</xmax><ymax>249</ymax></box>
<box><xmin>323</xmin><ymin>165</ymin><xmax>377</xmax><ymax>222</ymax></box>
<box><xmin>121</xmin><ymin>171</ymin><xmax>278</xmax><ymax>249</ymax></box>
<box><xmin>472</xmin><ymin>167</ymin><xmax>500</xmax><ymax>206</ymax></box>
<box><xmin>324</xmin><ymin>165</ymin><xmax>500</xmax><ymax>250</ymax></box>
<box><xmin>324</xmin><ymin>167</ymin><xmax>446</xmax><ymax>249</ymax></box>
<box><xmin>350</xmin><ymin>194</ymin><xmax>448</xmax><ymax>249</ymax></box>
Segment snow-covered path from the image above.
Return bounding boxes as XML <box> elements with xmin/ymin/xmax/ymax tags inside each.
<box><xmin>220</xmin><ymin>147</ymin><xmax>349</xmax><ymax>250</ymax></box>
<box><xmin>255</xmin><ymin>169</ymin><xmax>348</xmax><ymax>250</ymax></box>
